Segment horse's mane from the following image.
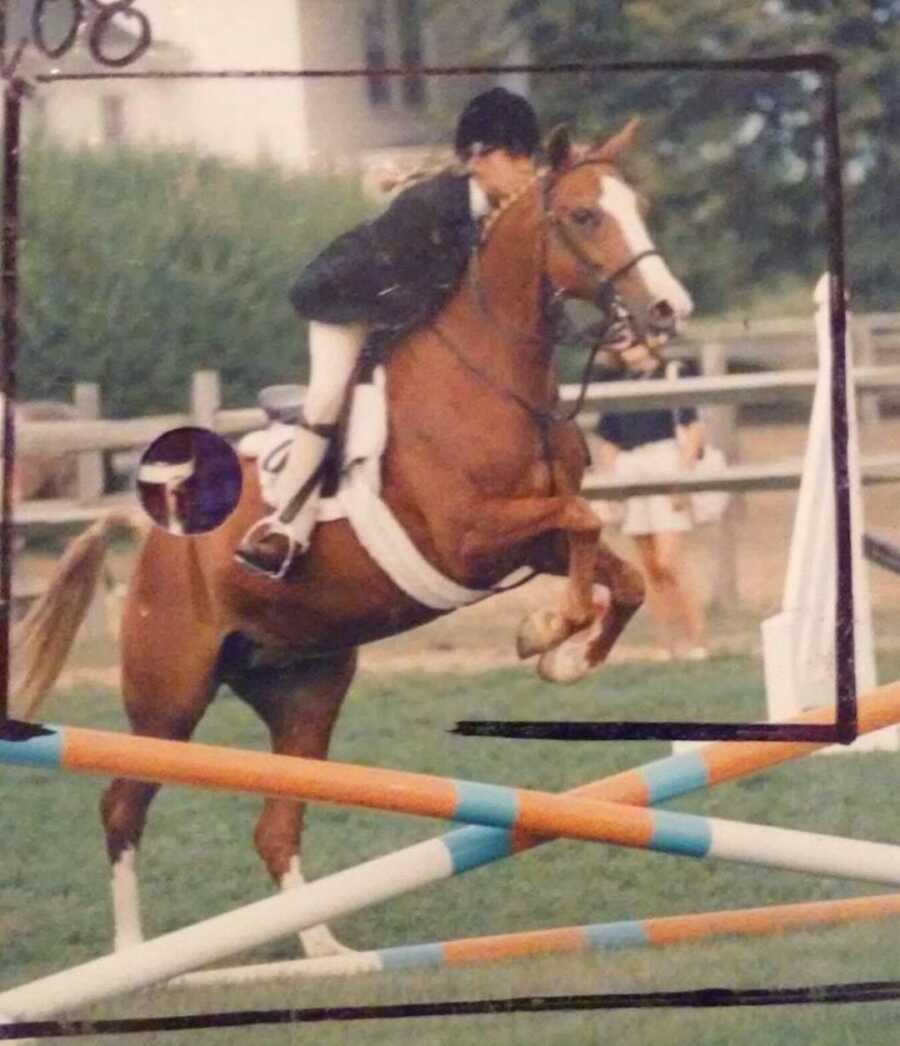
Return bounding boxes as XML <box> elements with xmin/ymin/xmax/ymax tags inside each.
<box><xmin>480</xmin><ymin>168</ymin><xmax>546</xmax><ymax>244</ymax></box>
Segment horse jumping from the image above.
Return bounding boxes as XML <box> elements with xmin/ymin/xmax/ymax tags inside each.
<box><xmin>11</xmin><ymin>123</ymin><xmax>692</xmax><ymax>957</ymax></box>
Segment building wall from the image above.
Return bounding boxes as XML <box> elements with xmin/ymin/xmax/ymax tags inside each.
<box><xmin>298</xmin><ymin>0</ymin><xmax>436</xmax><ymax>166</ymax></box>
<box><xmin>136</xmin><ymin>0</ymin><xmax>310</xmax><ymax>165</ymax></box>
<box><xmin>24</xmin><ymin>0</ymin><xmax>527</xmax><ymax>171</ymax></box>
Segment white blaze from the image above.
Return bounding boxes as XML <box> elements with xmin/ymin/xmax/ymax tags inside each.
<box><xmin>599</xmin><ymin>176</ymin><xmax>694</xmax><ymax>321</ymax></box>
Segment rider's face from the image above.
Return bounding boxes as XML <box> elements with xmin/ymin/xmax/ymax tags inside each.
<box><xmin>467</xmin><ymin>149</ymin><xmax>535</xmax><ymax>204</ymax></box>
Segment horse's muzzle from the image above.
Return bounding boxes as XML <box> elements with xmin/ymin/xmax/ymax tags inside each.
<box><xmin>644</xmin><ymin>295</ymin><xmax>693</xmax><ymax>344</ymax></box>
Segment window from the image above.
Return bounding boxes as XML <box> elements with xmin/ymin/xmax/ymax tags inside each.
<box><xmin>397</xmin><ymin>0</ymin><xmax>426</xmax><ymax>108</ymax></box>
<box><xmin>363</xmin><ymin>0</ymin><xmax>391</xmax><ymax>106</ymax></box>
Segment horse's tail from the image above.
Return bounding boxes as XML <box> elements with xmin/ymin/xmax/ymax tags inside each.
<box><xmin>10</xmin><ymin>510</ymin><xmax>145</xmax><ymax>720</ymax></box>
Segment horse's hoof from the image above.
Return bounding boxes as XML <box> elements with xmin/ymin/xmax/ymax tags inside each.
<box><xmin>536</xmin><ymin>639</ymin><xmax>591</xmax><ymax>685</ymax></box>
<box><xmin>516</xmin><ymin>609</ymin><xmax>569</xmax><ymax>659</ymax></box>
<box><xmin>535</xmin><ymin>602</ymin><xmax>608</xmax><ymax>684</ymax></box>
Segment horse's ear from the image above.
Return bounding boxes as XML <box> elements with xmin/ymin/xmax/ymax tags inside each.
<box><xmin>592</xmin><ymin>117</ymin><xmax>641</xmax><ymax>163</ymax></box>
<box><xmin>545</xmin><ymin>124</ymin><xmax>572</xmax><ymax>171</ymax></box>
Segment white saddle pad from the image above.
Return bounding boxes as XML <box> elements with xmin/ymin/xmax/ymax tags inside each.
<box><xmin>238</xmin><ymin>376</ymin><xmax>386</xmax><ymax>525</ymax></box>
<box><xmin>238</xmin><ymin>369</ymin><xmax>528</xmax><ymax>610</ymax></box>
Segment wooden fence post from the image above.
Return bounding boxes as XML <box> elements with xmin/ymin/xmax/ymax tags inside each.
<box><xmin>700</xmin><ymin>341</ymin><xmax>739</xmax><ymax>613</ymax></box>
<box><xmin>191</xmin><ymin>370</ymin><xmax>221</xmax><ymax>430</ymax></box>
<box><xmin>74</xmin><ymin>382</ymin><xmax>103</xmax><ymax>501</ymax></box>
<box><xmin>74</xmin><ymin>381</ymin><xmax>108</xmax><ymax>642</ymax></box>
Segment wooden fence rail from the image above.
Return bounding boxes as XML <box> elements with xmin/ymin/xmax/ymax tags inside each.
<box><xmin>15</xmin><ymin>366</ymin><xmax>900</xmax><ymax>456</ymax></box>
<box><xmin>13</xmin><ymin>365</ymin><xmax>900</xmax><ymax>505</ymax></box>
<box><xmin>12</xmin><ymin>456</ymin><xmax>900</xmax><ymax>528</ymax></box>
<box><xmin>9</xmin><ymin>356</ymin><xmax>900</xmax><ymax>625</ymax></box>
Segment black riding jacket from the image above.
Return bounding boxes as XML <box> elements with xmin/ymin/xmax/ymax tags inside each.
<box><xmin>289</xmin><ymin>171</ymin><xmax>479</xmax><ymax>335</ymax></box>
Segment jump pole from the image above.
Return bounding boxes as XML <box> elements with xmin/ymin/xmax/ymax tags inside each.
<box><xmin>5</xmin><ymin>719</ymin><xmax>900</xmax><ymax>882</ymax></box>
<box><xmin>171</xmin><ymin>892</ymin><xmax>900</xmax><ymax>987</ymax></box>
<box><xmin>3</xmin><ymin>680</ymin><xmax>900</xmax><ymax>1020</ymax></box>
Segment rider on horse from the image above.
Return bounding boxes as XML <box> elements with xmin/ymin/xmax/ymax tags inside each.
<box><xmin>235</xmin><ymin>87</ymin><xmax>542</xmax><ymax>580</ymax></box>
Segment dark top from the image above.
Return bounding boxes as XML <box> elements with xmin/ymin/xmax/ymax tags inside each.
<box><xmin>596</xmin><ymin>359</ymin><xmax>699</xmax><ymax>451</ymax></box>
<box><xmin>289</xmin><ymin>171</ymin><xmax>478</xmax><ymax>335</ymax></box>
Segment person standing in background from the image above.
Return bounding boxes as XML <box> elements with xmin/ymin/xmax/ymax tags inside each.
<box><xmin>594</xmin><ymin>342</ymin><xmax>709</xmax><ymax>661</ymax></box>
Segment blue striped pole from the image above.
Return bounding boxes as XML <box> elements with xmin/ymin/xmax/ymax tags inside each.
<box><xmin>170</xmin><ymin>892</ymin><xmax>900</xmax><ymax>987</ymax></box>
<box><xmin>2</xmin><ymin>720</ymin><xmax>900</xmax><ymax>881</ymax></box>
<box><xmin>3</xmin><ymin>681</ymin><xmax>900</xmax><ymax>1019</ymax></box>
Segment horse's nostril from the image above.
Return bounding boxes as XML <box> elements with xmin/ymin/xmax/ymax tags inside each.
<box><xmin>649</xmin><ymin>300</ymin><xmax>676</xmax><ymax>330</ymax></box>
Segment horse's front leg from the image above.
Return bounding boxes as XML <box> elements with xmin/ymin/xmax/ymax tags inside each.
<box><xmin>454</xmin><ymin>493</ymin><xmax>603</xmax><ymax>659</ymax></box>
<box><xmin>533</xmin><ymin>536</ymin><xmax>646</xmax><ymax>684</ymax></box>
<box><xmin>584</xmin><ymin>538</ymin><xmax>646</xmax><ymax>663</ymax></box>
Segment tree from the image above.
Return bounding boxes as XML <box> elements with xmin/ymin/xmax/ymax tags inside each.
<box><xmin>505</xmin><ymin>0</ymin><xmax>900</xmax><ymax>311</ymax></box>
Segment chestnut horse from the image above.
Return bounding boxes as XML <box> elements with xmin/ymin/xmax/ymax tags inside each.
<box><xmin>12</xmin><ymin>124</ymin><xmax>692</xmax><ymax>957</ymax></box>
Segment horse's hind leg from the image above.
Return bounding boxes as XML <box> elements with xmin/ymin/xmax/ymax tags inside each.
<box><xmin>100</xmin><ymin>636</ymin><xmax>221</xmax><ymax>951</ymax></box>
<box><xmin>230</xmin><ymin>648</ymin><xmax>358</xmax><ymax>958</ymax></box>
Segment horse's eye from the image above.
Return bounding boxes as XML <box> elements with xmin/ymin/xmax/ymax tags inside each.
<box><xmin>571</xmin><ymin>207</ymin><xmax>599</xmax><ymax>228</ymax></box>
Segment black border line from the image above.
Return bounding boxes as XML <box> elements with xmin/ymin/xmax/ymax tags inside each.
<box><xmin>3</xmin><ymin>979</ymin><xmax>900</xmax><ymax>1039</ymax></box>
<box><xmin>0</xmin><ymin>50</ymin><xmax>856</xmax><ymax>744</ymax></box>
<box><xmin>822</xmin><ymin>72</ymin><xmax>857</xmax><ymax>743</ymax></box>
<box><xmin>34</xmin><ymin>53</ymin><xmax>838</xmax><ymax>80</ymax></box>
<box><xmin>0</xmin><ymin>79</ymin><xmax>22</xmax><ymax>725</ymax></box>
<box><xmin>451</xmin><ymin>721</ymin><xmax>844</xmax><ymax>743</ymax></box>
<box><xmin>0</xmin><ymin>44</ymin><xmax>872</xmax><ymax>1030</ymax></box>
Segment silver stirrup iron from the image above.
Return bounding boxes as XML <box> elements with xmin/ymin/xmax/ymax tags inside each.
<box><xmin>236</xmin><ymin>517</ymin><xmax>303</xmax><ymax>581</ymax></box>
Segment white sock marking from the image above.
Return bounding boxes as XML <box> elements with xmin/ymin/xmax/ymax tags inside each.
<box><xmin>282</xmin><ymin>856</ymin><xmax>352</xmax><ymax>958</ymax></box>
<box><xmin>111</xmin><ymin>848</ymin><xmax>144</xmax><ymax>951</ymax></box>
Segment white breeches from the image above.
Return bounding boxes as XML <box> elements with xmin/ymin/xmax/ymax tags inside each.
<box><xmin>303</xmin><ymin>321</ymin><xmax>368</xmax><ymax>425</ymax></box>
<box><xmin>268</xmin><ymin>321</ymin><xmax>367</xmax><ymax>517</ymax></box>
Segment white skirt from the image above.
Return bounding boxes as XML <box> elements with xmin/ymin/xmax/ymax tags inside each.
<box><xmin>615</xmin><ymin>438</ymin><xmax>692</xmax><ymax>536</ymax></box>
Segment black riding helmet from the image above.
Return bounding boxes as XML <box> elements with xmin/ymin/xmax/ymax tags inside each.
<box><xmin>454</xmin><ymin>87</ymin><xmax>540</xmax><ymax>160</ymax></box>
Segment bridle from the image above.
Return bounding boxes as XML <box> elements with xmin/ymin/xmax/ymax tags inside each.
<box><xmin>542</xmin><ymin>162</ymin><xmax>662</xmax><ymax>317</ymax></box>
<box><xmin>435</xmin><ymin>159</ymin><xmax>664</xmax><ymax>428</ymax></box>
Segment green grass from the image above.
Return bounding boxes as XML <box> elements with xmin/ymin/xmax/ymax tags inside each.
<box><xmin>4</xmin><ymin>655</ymin><xmax>900</xmax><ymax>1044</ymax></box>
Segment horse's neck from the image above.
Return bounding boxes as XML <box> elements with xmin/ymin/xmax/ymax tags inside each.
<box><xmin>477</xmin><ymin>196</ymin><xmax>544</xmax><ymax>338</ymax></box>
